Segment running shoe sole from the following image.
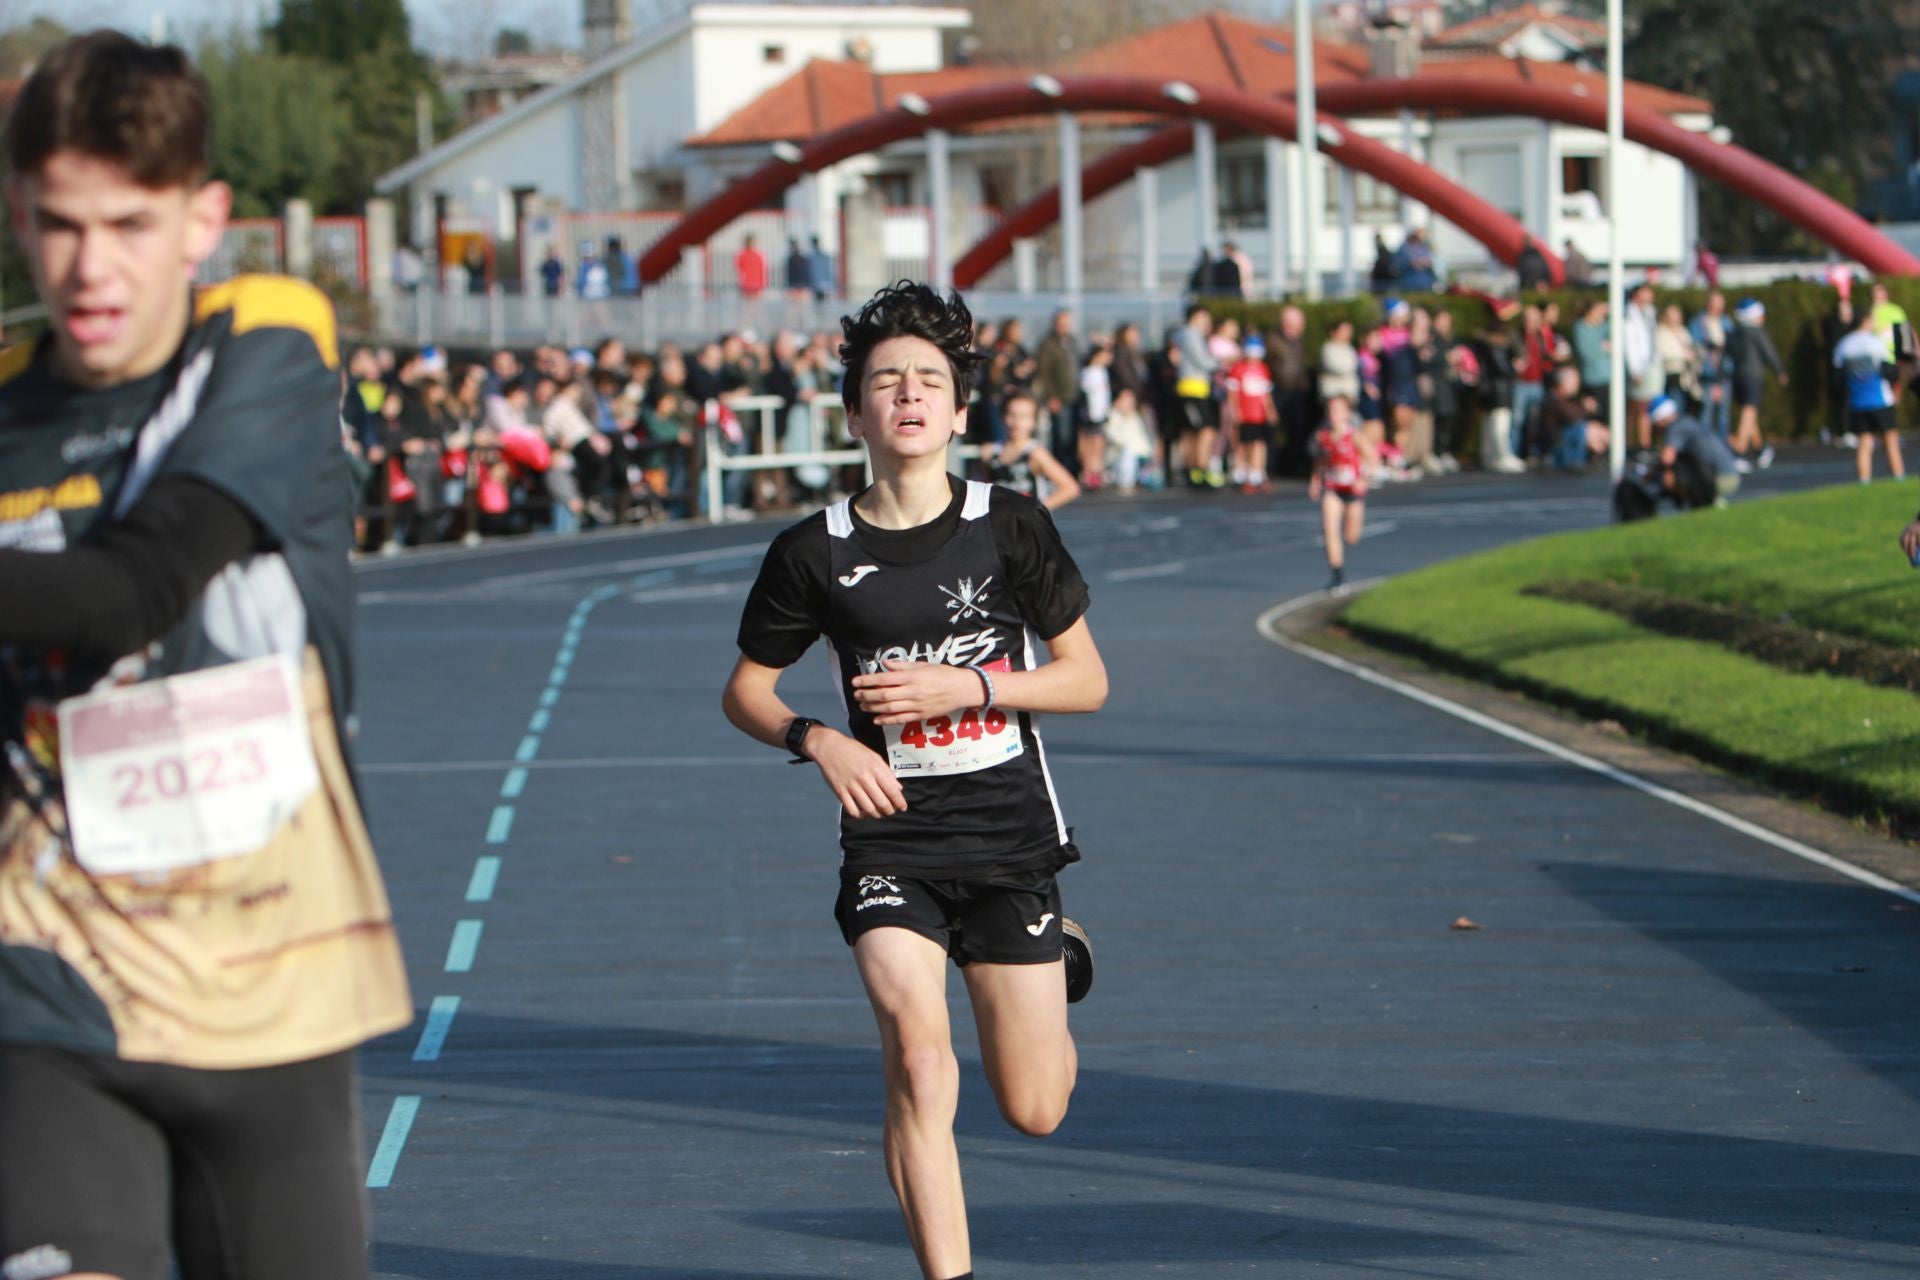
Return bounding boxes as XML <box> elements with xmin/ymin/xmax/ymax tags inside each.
<box><xmin>1062</xmin><ymin>917</ymin><xmax>1094</xmax><ymax>1004</ymax></box>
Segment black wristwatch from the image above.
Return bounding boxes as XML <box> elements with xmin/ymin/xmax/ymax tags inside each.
<box><xmin>784</xmin><ymin>716</ymin><xmax>823</xmax><ymax>763</ymax></box>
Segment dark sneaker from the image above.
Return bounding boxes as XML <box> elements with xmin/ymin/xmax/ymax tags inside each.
<box><xmin>1061</xmin><ymin>917</ymin><xmax>1094</xmax><ymax>1004</ymax></box>
<box><xmin>1326</xmin><ymin>567</ymin><xmax>1346</xmax><ymax>594</ymax></box>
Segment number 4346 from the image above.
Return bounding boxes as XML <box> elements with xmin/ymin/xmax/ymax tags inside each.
<box><xmin>897</xmin><ymin>707</ymin><xmax>1008</xmax><ymax>749</ymax></box>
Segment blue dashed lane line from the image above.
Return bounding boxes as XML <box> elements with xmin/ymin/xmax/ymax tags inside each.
<box><xmin>385</xmin><ymin>577</ymin><xmax>628</xmax><ymax>1192</ymax></box>
<box><xmin>366</xmin><ymin>1096</ymin><xmax>420</xmax><ymax>1188</ymax></box>
<box><xmin>466</xmin><ymin>856</ymin><xmax>501</xmax><ymax>902</ymax></box>
<box><xmin>445</xmin><ymin>920</ymin><xmax>483</xmax><ymax>973</ymax></box>
<box><xmin>413</xmin><ymin>996</ymin><xmax>460</xmax><ymax>1063</ymax></box>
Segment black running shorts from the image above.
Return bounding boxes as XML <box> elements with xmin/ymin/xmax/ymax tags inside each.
<box><xmin>835</xmin><ymin>869</ymin><xmax>1066</xmax><ymax>966</ymax></box>
<box><xmin>0</xmin><ymin>1044</ymin><xmax>369</xmax><ymax>1280</ymax></box>
<box><xmin>1855</xmin><ymin>405</ymin><xmax>1897</xmax><ymax>435</ymax></box>
<box><xmin>1178</xmin><ymin>396</ymin><xmax>1218</xmax><ymax>434</ymax></box>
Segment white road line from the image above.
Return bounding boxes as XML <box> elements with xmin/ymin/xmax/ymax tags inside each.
<box><xmin>1107</xmin><ymin>560</ymin><xmax>1188</xmax><ymax>582</ymax></box>
<box><xmin>1255</xmin><ymin>590</ymin><xmax>1920</xmax><ymax>908</ymax></box>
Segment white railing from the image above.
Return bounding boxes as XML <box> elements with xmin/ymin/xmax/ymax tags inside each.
<box><xmin>698</xmin><ymin>394</ymin><xmax>983</xmax><ymax>522</ymax></box>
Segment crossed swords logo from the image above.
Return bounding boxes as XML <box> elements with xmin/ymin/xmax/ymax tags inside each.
<box><xmin>940</xmin><ymin>575</ymin><xmax>993</xmax><ymax>624</ymax></box>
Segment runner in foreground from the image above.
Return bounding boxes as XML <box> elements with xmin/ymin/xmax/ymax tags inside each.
<box><xmin>723</xmin><ymin>282</ymin><xmax>1106</xmax><ymax>1280</ymax></box>
<box><xmin>1309</xmin><ymin>394</ymin><xmax>1373</xmax><ymax>594</ymax></box>
<box><xmin>0</xmin><ymin>33</ymin><xmax>410</xmax><ymax>1278</ymax></box>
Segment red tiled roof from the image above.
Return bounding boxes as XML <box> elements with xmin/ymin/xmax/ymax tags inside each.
<box><xmin>691</xmin><ymin>60</ymin><xmax>1029</xmax><ymax>147</ymax></box>
<box><xmin>1433</xmin><ymin>56</ymin><xmax>1711</xmax><ymax>116</ymax></box>
<box><xmin>688</xmin><ymin>9</ymin><xmax>1707</xmax><ymax>148</ymax></box>
<box><xmin>1060</xmin><ymin>11</ymin><xmax>1373</xmax><ymax>95</ymax></box>
<box><xmin>1429</xmin><ymin>4</ymin><xmax>1605</xmax><ymax>49</ymax></box>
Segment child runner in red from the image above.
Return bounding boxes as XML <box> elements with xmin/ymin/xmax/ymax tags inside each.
<box><xmin>723</xmin><ymin>282</ymin><xmax>1106</xmax><ymax>1280</ymax></box>
<box><xmin>1309</xmin><ymin>394</ymin><xmax>1374</xmax><ymax>594</ymax></box>
<box><xmin>1224</xmin><ymin>334</ymin><xmax>1278</xmax><ymax>492</ymax></box>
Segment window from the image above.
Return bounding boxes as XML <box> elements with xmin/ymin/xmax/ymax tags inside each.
<box><xmin>1562</xmin><ymin>155</ymin><xmax>1603</xmax><ymax>199</ymax></box>
<box><xmin>762</xmin><ymin>44</ymin><xmax>785</xmax><ymax>64</ymax></box>
<box><xmin>1458</xmin><ymin>145</ymin><xmax>1522</xmax><ymax>217</ymax></box>
<box><xmin>1322</xmin><ymin>167</ymin><xmax>1400</xmax><ymax>224</ymax></box>
<box><xmin>1560</xmin><ymin>155</ymin><xmax>1605</xmax><ymax>220</ymax></box>
<box><xmin>1219</xmin><ymin>154</ymin><xmax>1266</xmax><ymax>228</ymax></box>
<box><xmin>873</xmin><ymin>172</ymin><xmax>914</xmax><ymax>208</ymax></box>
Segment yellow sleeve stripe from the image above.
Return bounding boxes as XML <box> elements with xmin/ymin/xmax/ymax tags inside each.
<box><xmin>0</xmin><ymin>339</ymin><xmax>37</xmax><ymax>389</ymax></box>
<box><xmin>195</xmin><ymin>274</ymin><xmax>340</xmax><ymax>370</ymax></box>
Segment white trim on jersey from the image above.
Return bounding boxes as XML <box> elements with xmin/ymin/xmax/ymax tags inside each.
<box><xmin>824</xmin><ymin>637</ymin><xmax>853</xmax><ymax>841</ymax></box>
<box><xmin>1021</xmin><ymin>622</ymin><xmax>1071</xmax><ymax>847</ymax></box>
<box><xmin>826</xmin><ymin>500</ymin><xmax>855</xmax><ymax>540</ymax></box>
<box><xmin>961</xmin><ymin>479</ymin><xmax>993</xmax><ymax>521</ymax></box>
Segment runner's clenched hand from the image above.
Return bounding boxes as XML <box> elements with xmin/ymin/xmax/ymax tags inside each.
<box><xmin>806</xmin><ymin>728</ymin><xmax>907</xmax><ymax>818</ymax></box>
<box><xmin>852</xmin><ymin>659</ymin><xmax>985</xmax><ymax>725</ymax></box>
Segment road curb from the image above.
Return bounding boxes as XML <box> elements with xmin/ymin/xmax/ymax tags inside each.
<box><xmin>1261</xmin><ymin>585</ymin><xmax>1920</xmax><ymax>902</ymax></box>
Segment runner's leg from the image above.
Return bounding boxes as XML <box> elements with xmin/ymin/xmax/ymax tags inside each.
<box><xmin>1344</xmin><ymin>495</ymin><xmax>1366</xmax><ymax>548</ymax></box>
<box><xmin>164</xmin><ymin>1049</ymin><xmax>369</xmax><ymax>1280</ymax></box>
<box><xmin>1885</xmin><ymin>430</ymin><xmax>1905</xmax><ymax>479</ymax></box>
<box><xmin>855</xmin><ymin>928</ymin><xmax>970</xmax><ymax>1280</ymax></box>
<box><xmin>0</xmin><ymin>1044</ymin><xmax>169</xmax><ymax>1280</ymax></box>
<box><xmin>1859</xmin><ymin>433</ymin><xmax>1876</xmax><ymax>483</ymax></box>
<box><xmin>963</xmin><ymin>960</ymin><xmax>1075</xmax><ymax>1137</ymax></box>
<box><xmin>1321</xmin><ymin>493</ymin><xmax>1346</xmax><ymax>572</ymax></box>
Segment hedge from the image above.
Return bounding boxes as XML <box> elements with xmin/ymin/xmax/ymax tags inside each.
<box><xmin>1202</xmin><ymin>276</ymin><xmax>1920</xmax><ymax>442</ymax></box>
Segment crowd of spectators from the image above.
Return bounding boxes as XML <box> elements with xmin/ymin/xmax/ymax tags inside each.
<box><xmin>338</xmin><ymin>272</ymin><xmax>1917</xmax><ymax>549</ymax></box>
<box><xmin>338</xmin><ymin>326</ymin><xmax>851</xmax><ymax>550</ymax></box>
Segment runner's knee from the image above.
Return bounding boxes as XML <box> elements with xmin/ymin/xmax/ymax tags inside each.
<box><xmin>885</xmin><ymin>1040</ymin><xmax>959</xmax><ymax>1109</ymax></box>
<box><xmin>994</xmin><ymin>1083</ymin><xmax>1070</xmax><ymax>1138</ymax></box>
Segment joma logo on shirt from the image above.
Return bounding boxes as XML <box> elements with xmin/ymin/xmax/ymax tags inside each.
<box><xmin>860</xmin><ymin>628</ymin><xmax>1000</xmax><ymax>673</ymax></box>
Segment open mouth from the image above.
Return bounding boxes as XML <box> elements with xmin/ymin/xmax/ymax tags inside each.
<box><xmin>896</xmin><ymin>415</ymin><xmax>927</xmax><ymax>433</ymax></box>
<box><xmin>65</xmin><ymin>305</ymin><xmax>126</xmax><ymax>347</ymax></box>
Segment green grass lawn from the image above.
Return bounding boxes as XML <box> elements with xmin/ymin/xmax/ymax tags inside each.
<box><xmin>1339</xmin><ymin>483</ymin><xmax>1920</xmax><ymax>831</ymax></box>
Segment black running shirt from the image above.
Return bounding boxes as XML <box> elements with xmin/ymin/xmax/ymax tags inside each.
<box><xmin>739</xmin><ymin>475</ymin><xmax>1089</xmax><ymax>878</ymax></box>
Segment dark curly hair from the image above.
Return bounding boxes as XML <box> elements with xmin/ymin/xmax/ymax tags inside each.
<box><xmin>838</xmin><ymin>280</ymin><xmax>984</xmax><ymax>412</ymax></box>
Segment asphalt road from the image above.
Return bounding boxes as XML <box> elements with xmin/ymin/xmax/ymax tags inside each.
<box><xmin>351</xmin><ymin>453</ymin><xmax>1920</xmax><ymax>1279</ymax></box>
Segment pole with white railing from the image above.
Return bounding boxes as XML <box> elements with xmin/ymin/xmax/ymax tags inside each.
<box><xmin>1606</xmin><ymin>0</ymin><xmax>1626</xmax><ymax>484</ymax></box>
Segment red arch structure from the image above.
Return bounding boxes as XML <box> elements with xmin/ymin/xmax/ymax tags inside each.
<box><xmin>639</xmin><ymin>76</ymin><xmax>1557</xmax><ymax>287</ymax></box>
<box><xmin>958</xmin><ymin>74</ymin><xmax>1920</xmax><ymax>287</ymax></box>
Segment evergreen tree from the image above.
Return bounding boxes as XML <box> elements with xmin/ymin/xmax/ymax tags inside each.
<box><xmin>1626</xmin><ymin>0</ymin><xmax>1908</xmax><ymax>254</ymax></box>
<box><xmin>267</xmin><ymin>0</ymin><xmax>445</xmax><ymax>212</ymax></box>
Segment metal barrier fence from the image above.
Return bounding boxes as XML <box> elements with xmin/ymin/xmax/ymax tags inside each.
<box><xmin>698</xmin><ymin>393</ymin><xmax>984</xmax><ymax>523</ymax></box>
<box><xmin>197</xmin><ymin>219</ymin><xmax>285</xmax><ymax>283</ymax></box>
<box><xmin>313</xmin><ymin>216</ymin><xmax>368</xmax><ymax>291</ymax></box>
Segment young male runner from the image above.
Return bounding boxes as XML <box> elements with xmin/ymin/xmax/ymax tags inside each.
<box><xmin>723</xmin><ymin>282</ymin><xmax>1106</xmax><ymax>1280</ymax></box>
<box><xmin>0</xmin><ymin>33</ymin><xmax>410</xmax><ymax>1279</ymax></box>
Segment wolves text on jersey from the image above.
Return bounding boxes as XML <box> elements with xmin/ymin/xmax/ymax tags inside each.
<box><xmin>856</xmin><ymin>627</ymin><xmax>1002</xmax><ymax>675</ymax></box>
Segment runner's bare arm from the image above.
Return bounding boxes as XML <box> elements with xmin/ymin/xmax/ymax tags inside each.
<box><xmin>853</xmin><ymin>616</ymin><xmax>1107</xmax><ymax>723</ymax></box>
<box><xmin>723</xmin><ymin>654</ymin><xmax>907</xmax><ymax>818</ymax></box>
<box><xmin>1027</xmin><ymin>445</ymin><xmax>1081</xmax><ymax>510</ymax></box>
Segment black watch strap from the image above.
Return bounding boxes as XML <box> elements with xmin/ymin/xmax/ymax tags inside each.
<box><xmin>784</xmin><ymin>716</ymin><xmax>822</xmax><ymax>763</ymax></box>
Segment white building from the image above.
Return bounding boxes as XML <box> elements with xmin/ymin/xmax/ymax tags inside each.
<box><xmin>375</xmin><ymin>2</ymin><xmax>970</xmax><ymax>269</ymax></box>
<box><xmin>378</xmin><ymin>4</ymin><xmax>1715</xmax><ymax>297</ymax></box>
